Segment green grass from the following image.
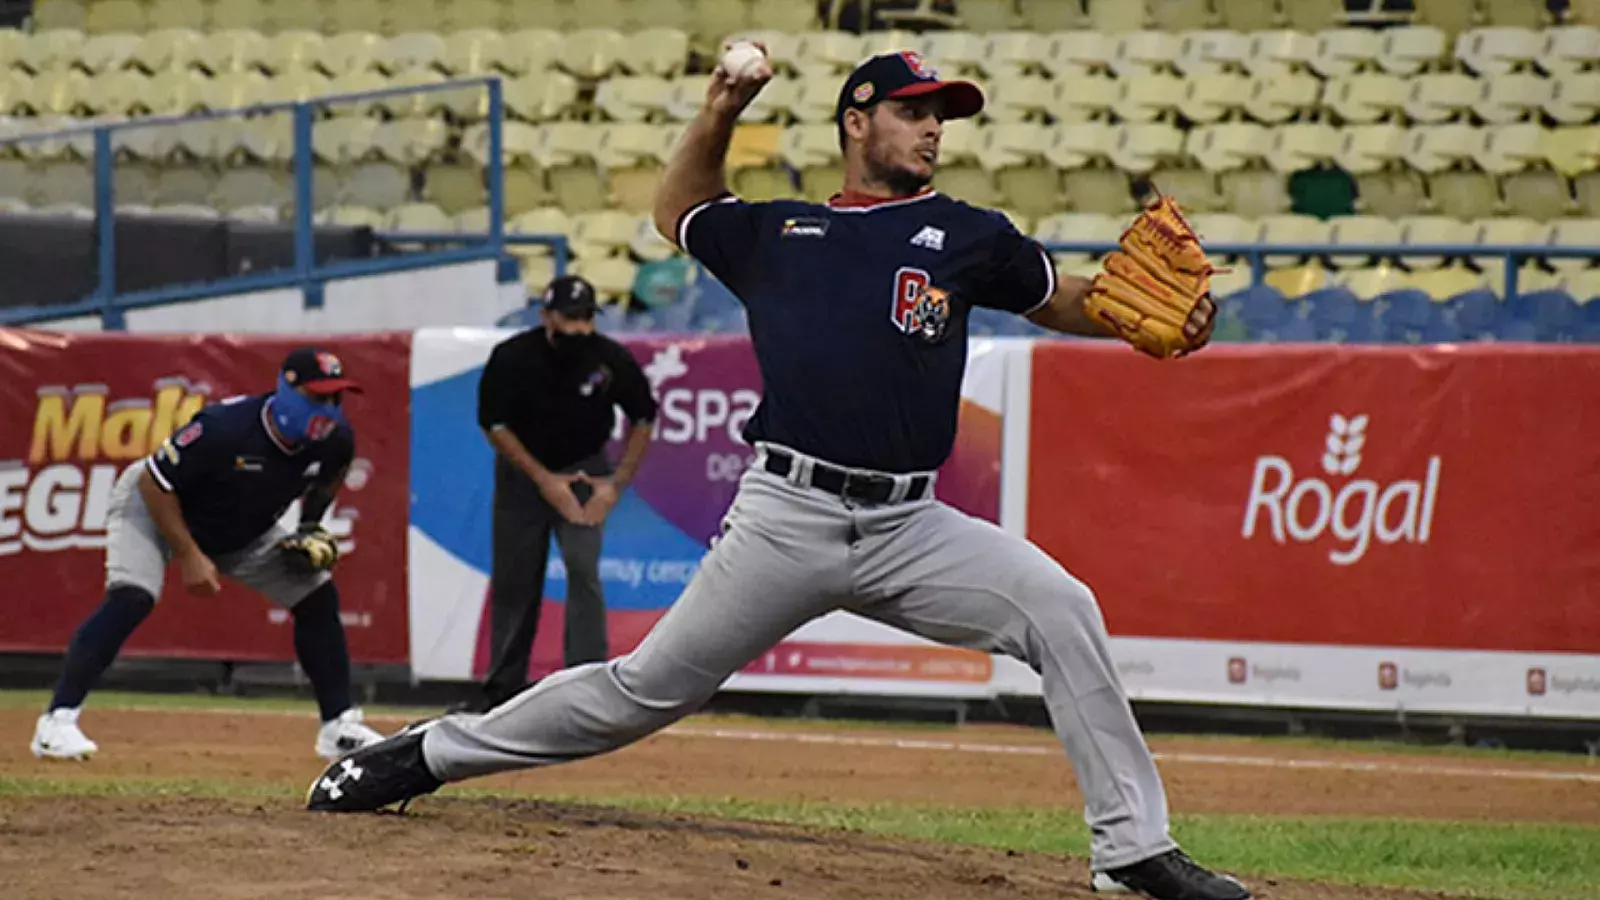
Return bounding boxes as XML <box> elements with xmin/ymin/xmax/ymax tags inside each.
<box><xmin>3</xmin><ymin>769</ymin><xmax>1595</xmax><ymax>900</ymax></box>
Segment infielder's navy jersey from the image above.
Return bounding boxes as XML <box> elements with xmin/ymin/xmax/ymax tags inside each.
<box><xmin>679</xmin><ymin>190</ymin><xmax>1054</xmax><ymax>473</ymax></box>
<box><xmin>144</xmin><ymin>395</ymin><xmax>354</xmax><ymax>556</ymax></box>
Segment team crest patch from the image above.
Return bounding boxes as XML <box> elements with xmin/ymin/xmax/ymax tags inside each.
<box><xmin>174</xmin><ymin>421</ymin><xmax>203</xmax><ymax>447</ymax></box>
<box><xmin>315</xmin><ymin>352</ymin><xmax>343</xmax><ymax>377</ymax></box>
<box><xmin>853</xmin><ymin>81</ymin><xmax>875</xmax><ymax>104</ymax></box>
<box><xmin>891</xmin><ymin>268</ymin><xmax>955</xmax><ymax>343</ymax></box>
<box><xmin>899</xmin><ymin>51</ymin><xmax>938</xmax><ymax>80</ymax></box>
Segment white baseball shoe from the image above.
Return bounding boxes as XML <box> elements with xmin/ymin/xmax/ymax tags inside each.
<box><xmin>315</xmin><ymin>708</ymin><xmax>385</xmax><ymax>760</ymax></box>
<box><xmin>31</xmin><ymin>708</ymin><xmax>98</xmax><ymax>760</ymax></box>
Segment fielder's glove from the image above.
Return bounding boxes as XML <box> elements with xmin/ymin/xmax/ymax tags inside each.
<box><xmin>1086</xmin><ymin>182</ymin><xmax>1218</xmax><ymax>359</ymax></box>
<box><xmin>281</xmin><ymin>525</ymin><xmax>340</xmax><ymax>571</ymax></box>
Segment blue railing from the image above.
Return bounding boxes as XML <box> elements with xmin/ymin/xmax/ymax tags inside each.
<box><xmin>0</xmin><ymin>77</ymin><xmax>512</xmax><ymax>328</ymax></box>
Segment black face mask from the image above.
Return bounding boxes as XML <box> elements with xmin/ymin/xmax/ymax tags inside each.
<box><xmin>549</xmin><ymin>329</ymin><xmax>596</xmax><ymax>361</ymax></box>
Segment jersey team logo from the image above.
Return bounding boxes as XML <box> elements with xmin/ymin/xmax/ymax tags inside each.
<box><xmin>890</xmin><ymin>268</ymin><xmax>953</xmax><ymax>343</ymax></box>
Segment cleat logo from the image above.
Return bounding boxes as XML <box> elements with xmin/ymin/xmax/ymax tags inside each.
<box><xmin>318</xmin><ymin>759</ymin><xmax>364</xmax><ymax>800</ymax></box>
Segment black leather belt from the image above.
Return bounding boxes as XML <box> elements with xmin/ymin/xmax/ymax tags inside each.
<box><xmin>763</xmin><ymin>450</ymin><xmax>931</xmax><ymax>505</ymax></box>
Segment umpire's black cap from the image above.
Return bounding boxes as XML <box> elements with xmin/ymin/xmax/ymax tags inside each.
<box><xmin>835</xmin><ymin>51</ymin><xmax>985</xmax><ymax>127</ymax></box>
<box><xmin>541</xmin><ymin>274</ymin><xmax>599</xmax><ymax>318</ymax></box>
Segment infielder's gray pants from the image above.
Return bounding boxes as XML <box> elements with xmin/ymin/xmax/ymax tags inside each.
<box><xmin>107</xmin><ymin>465</ymin><xmax>329</xmax><ymax>606</ymax></box>
<box><xmin>424</xmin><ymin>446</ymin><xmax>1175</xmax><ymax>870</ymax></box>
<box><xmin>484</xmin><ymin>453</ymin><xmax>609</xmax><ymax>700</ymax></box>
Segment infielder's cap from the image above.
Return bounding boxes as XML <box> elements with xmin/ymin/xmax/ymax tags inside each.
<box><xmin>542</xmin><ymin>274</ymin><xmax>599</xmax><ymax>318</ymax></box>
<box><xmin>835</xmin><ymin>51</ymin><xmax>984</xmax><ymax>125</ymax></box>
<box><xmin>281</xmin><ymin>347</ymin><xmax>363</xmax><ymax>395</ymax></box>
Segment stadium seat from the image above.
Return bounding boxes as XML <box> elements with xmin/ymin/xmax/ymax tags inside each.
<box><xmin>1399</xmin><ymin>214</ymin><xmax>1478</xmax><ymax>268</ymax></box>
<box><xmin>1549</xmin><ymin>219</ymin><xmax>1600</xmax><ymax>273</ymax></box>
<box><xmin>376</xmin><ymin>31</ymin><xmax>447</xmax><ymax>74</ymax></box>
<box><xmin>208</xmin><ymin>0</ymin><xmax>265</xmax><ymax>30</ymax></box>
<box><xmin>1188</xmin><ymin>122</ymin><xmax>1271</xmax><ymax>172</ymax></box>
<box><xmin>1087</xmin><ymin>0</ymin><xmax>1148</xmax><ymax>33</ymax></box>
<box><xmin>1233</xmin><ymin>284</ymin><xmax>1299</xmax><ymax>332</ymax></box>
<box><xmin>1221</xmin><ymin>167</ymin><xmax>1292</xmax><ymax>216</ymax></box>
<box><xmin>1407</xmin><ymin>265</ymin><xmax>1489</xmax><ymax>300</ymax></box>
<box><xmin>621</xmin><ymin>28</ymin><xmax>690</xmax><ymax>78</ymax></box>
<box><xmin>257</xmin><ymin>30</ymin><xmax>325</xmax><ymax>72</ymax></box>
<box><xmin>1429</xmin><ymin>169</ymin><xmax>1501</xmax><ymax>221</ymax></box>
<box><xmin>1503</xmin><ymin>168</ymin><xmax>1573</xmax><ymax>220</ymax></box>
<box><xmin>496</xmin><ymin>28</ymin><xmax>559</xmax><ymax>75</ymax></box>
<box><xmin>129</xmin><ymin>27</ymin><xmax>202</xmax><ymax>72</ymax></box>
<box><xmin>1054</xmin><ymin>73</ymin><xmax>1118</xmax><ymax>121</ymax></box>
<box><xmin>1245</xmin><ymin>29</ymin><xmax>1318</xmax><ymax>75</ymax></box>
<box><xmin>561</xmin><ymin>0</ymin><xmax>629</xmax><ymax>30</ymax></box>
<box><xmin>572</xmin><ymin>254</ymin><xmax>638</xmax><ymax>302</ymax></box>
<box><xmin>987</xmin><ymin>72</ymin><xmax>1054</xmax><ymax>123</ymax></box>
<box><xmin>1545</xmin><ymin>73</ymin><xmax>1600</xmax><ymax>124</ymax></box>
<box><xmin>594</xmin><ymin>75</ymin><xmax>672</xmax><ymax>122</ymax></box>
<box><xmin>326</xmin><ymin>0</ymin><xmax>387</xmax><ymax>36</ymax></box>
<box><xmin>1110</xmin><ymin>30</ymin><xmax>1183</xmax><ymax>76</ymax></box>
<box><xmin>1375</xmin><ymin>25</ymin><xmax>1449</xmax><ymax>76</ymax></box>
<box><xmin>319</xmin><ymin>32</ymin><xmax>384</xmax><ymax>76</ymax></box>
<box><xmin>17</xmin><ymin>29</ymin><xmax>87</xmax><ymax>74</ymax></box>
<box><xmin>934</xmin><ymin>164</ymin><xmax>1001</xmax><ymax>206</ymax></box>
<box><xmin>153</xmin><ymin>164</ymin><xmax>217</xmax><ymax>206</ymax></box>
<box><xmin>86</xmin><ymin>0</ymin><xmax>147</xmax><ymax>34</ymax></box>
<box><xmin>1404</xmin><ymin>72</ymin><xmax>1481</xmax><ymax>123</ymax></box>
<box><xmin>1405</xmin><ymin>123</ymin><xmax>1487</xmax><ymax>173</ymax></box>
<box><xmin>78</xmin><ymin>33</ymin><xmax>141</xmax><ymax>74</ymax></box>
<box><xmin>267</xmin><ymin>0</ymin><xmax>325</xmax><ymax>31</ymax></box>
<box><xmin>33</xmin><ymin>0</ymin><xmax>88</xmax><ymax>31</ymax></box>
<box><xmin>965</xmin><ymin>0</ymin><xmax>1021</xmax><ymax>30</ymax></box>
<box><xmin>1474</xmin><ymin>122</ymin><xmax>1549</xmax><ymax>175</ymax></box>
<box><xmin>1174</xmin><ymin>28</ymin><xmax>1251</xmax><ymax>74</ymax></box>
<box><xmin>1266</xmin><ymin>122</ymin><xmax>1339</xmax><ymax>173</ymax></box>
<box><xmin>1113</xmin><ymin>71</ymin><xmax>1185</xmax><ymax>122</ymax></box>
<box><xmin>1047</xmin><ymin>30</ymin><xmax>1114</xmax><ymax>75</ymax></box>
<box><xmin>384</xmin><ymin>202</ymin><xmax>453</xmax><ymax>238</ymax></box>
<box><xmin>1475</xmin><ymin>72</ymin><xmax>1553</xmax><ymax>124</ymax></box>
<box><xmin>558</xmin><ymin>28</ymin><xmax>626</xmax><ymax>80</ymax></box>
<box><xmin>214</xmin><ymin>166</ymin><xmax>286</xmax><ymax>210</ymax></box>
<box><xmin>569</xmin><ymin>208</ymin><xmax>637</xmax><ymax>260</ymax></box>
<box><xmin>27</xmin><ymin>70</ymin><xmax>90</xmax><ymax>117</ymax></box>
<box><xmin>503</xmin><ymin>71</ymin><xmax>579</xmax><ymax>121</ymax></box>
<box><xmin>630</xmin><ymin>214</ymin><xmax>675</xmax><ymax>261</ymax></box>
<box><xmin>688</xmin><ymin>0</ymin><xmax>750</xmax><ymax>51</ymax></box>
<box><xmin>1456</xmin><ymin>26</ymin><xmax>1543</xmax><ymax>76</ymax></box>
<box><xmin>437</xmin><ymin>29</ymin><xmax>504</xmax><ymax>75</ymax></box>
<box><xmin>1323</xmin><ymin>72</ymin><xmax>1406</xmax><ymax>123</ymax></box>
<box><xmin>1512</xmin><ymin>289</ymin><xmax>1581</xmax><ymax>340</ymax></box>
<box><xmin>1111</xmin><ymin>122</ymin><xmax>1184</xmax><ymax>174</ymax></box>
<box><xmin>1181</xmin><ymin>71</ymin><xmax>1251</xmax><ymax>123</ymax></box>
<box><xmin>777</xmin><ymin>123</ymin><xmax>839</xmax><ymax>169</ymax></box>
<box><xmin>1335</xmin><ymin>263</ymin><xmax>1408</xmax><ymax>300</ymax></box>
<box><xmin>786</xmin><ymin>69</ymin><xmax>839</xmax><ymax>123</ymax></box>
<box><xmin>1540</xmin><ymin>25</ymin><xmax>1600</xmax><ymax>74</ymax></box>
<box><xmin>197</xmin><ymin>29</ymin><xmax>271</xmax><ymax>75</ymax></box>
<box><xmin>984</xmin><ymin>31</ymin><xmax>1052</xmax><ymax>75</ymax></box>
<box><xmin>1034</xmin><ymin>211</ymin><xmax>1120</xmax><ymax>264</ymax></box>
<box><xmin>1308</xmin><ymin>27</ymin><xmax>1383</xmax><ymax>78</ymax></box>
<box><xmin>1328</xmin><ymin>215</ymin><xmax>1403</xmax><ymax>268</ymax></box>
<box><xmin>1245</xmin><ymin>69</ymin><xmax>1321</xmax><ymax>122</ymax></box>
<box><xmin>1257</xmin><ymin>213</ymin><xmax>1332</xmax><ymax>266</ymax></box>
<box><xmin>1189</xmin><ymin>212</ymin><xmax>1262</xmax><ymax>259</ymax></box>
<box><xmin>923</xmin><ymin>31</ymin><xmax>989</xmax><ymax>75</ymax></box>
<box><xmin>747</xmin><ymin>0</ymin><xmax>817</xmax><ymax>33</ymax></box>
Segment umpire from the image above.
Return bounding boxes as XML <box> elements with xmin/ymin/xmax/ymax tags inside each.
<box><xmin>470</xmin><ymin>275</ymin><xmax>658</xmax><ymax>711</ymax></box>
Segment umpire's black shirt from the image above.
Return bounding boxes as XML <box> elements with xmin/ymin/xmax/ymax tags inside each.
<box><xmin>477</xmin><ymin>327</ymin><xmax>658</xmax><ymax>472</ymax></box>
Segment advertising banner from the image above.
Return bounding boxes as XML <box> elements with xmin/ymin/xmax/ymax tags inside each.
<box><xmin>1023</xmin><ymin>343</ymin><xmax>1600</xmax><ymax>717</ymax></box>
<box><xmin>0</xmin><ymin>329</ymin><xmax>413</xmax><ymax>663</ymax></box>
<box><xmin>406</xmin><ymin>330</ymin><xmax>1019</xmax><ymax>693</ymax></box>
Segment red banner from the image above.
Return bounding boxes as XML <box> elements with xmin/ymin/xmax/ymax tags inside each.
<box><xmin>0</xmin><ymin>329</ymin><xmax>412</xmax><ymax>663</ymax></box>
<box><xmin>1027</xmin><ymin>344</ymin><xmax>1600</xmax><ymax>655</ymax></box>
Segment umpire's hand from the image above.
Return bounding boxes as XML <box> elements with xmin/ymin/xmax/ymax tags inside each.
<box><xmin>535</xmin><ymin>472</ymin><xmax>589</xmax><ymax>525</ymax></box>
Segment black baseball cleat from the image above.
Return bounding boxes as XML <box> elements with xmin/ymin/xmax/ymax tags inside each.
<box><xmin>305</xmin><ymin>720</ymin><xmax>444</xmax><ymax>813</ymax></box>
<box><xmin>1091</xmin><ymin>848</ymin><xmax>1251</xmax><ymax>900</ymax></box>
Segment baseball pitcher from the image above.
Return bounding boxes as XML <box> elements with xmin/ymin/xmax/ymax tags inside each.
<box><xmin>308</xmin><ymin>50</ymin><xmax>1240</xmax><ymax>900</ymax></box>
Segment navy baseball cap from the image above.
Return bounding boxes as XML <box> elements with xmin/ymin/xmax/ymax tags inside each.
<box><xmin>835</xmin><ymin>51</ymin><xmax>985</xmax><ymax>126</ymax></box>
<box><xmin>542</xmin><ymin>274</ymin><xmax>599</xmax><ymax>318</ymax></box>
<box><xmin>281</xmin><ymin>348</ymin><xmax>362</xmax><ymax>396</ymax></box>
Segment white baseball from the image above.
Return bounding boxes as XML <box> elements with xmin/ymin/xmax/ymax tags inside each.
<box><xmin>720</xmin><ymin>40</ymin><xmax>767</xmax><ymax>81</ymax></box>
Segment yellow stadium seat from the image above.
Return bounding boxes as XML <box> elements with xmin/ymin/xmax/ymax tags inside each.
<box><xmin>202</xmin><ymin>70</ymin><xmax>268</xmax><ymax>111</ymax></box>
<box><xmin>1110</xmin><ymin>30</ymin><xmax>1183</xmax><ymax>76</ymax></box>
<box><xmin>18</xmin><ymin>29</ymin><xmax>87</xmax><ymax>74</ymax></box>
<box><xmin>1034</xmin><ymin>212</ymin><xmax>1118</xmax><ymax>264</ymax></box>
<box><xmin>985</xmin><ymin>72</ymin><xmax>1053</xmax><ymax>123</ymax></box>
<box><xmin>1246</xmin><ymin>70</ymin><xmax>1322</xmax><ymax>123</ymax></box>
<box><xmin>1174</xmin><ymin>28</ymin><xmax>1251</xmax><ymax>74</ymax></box>
<box><xmin>226</xmin><ymin>203</ymin><xmax>281</xmax><ymax>222</ymax></box>
<box><xmin>198</xmin><ymin>29</ymin><xmax>270</xmax><ymax>75</ymax></box>
<box><xmin>501</xmin><ymin>0</ymin><xmax>560</xmax><ymax>30</ymax></box>
<box><xmin>1053</xmin><ymin>72</ymin><xmax>1117</xmax><ymax>121</ymax></box>
<box><xmin>1150</xmin><ymin>0</ymin><xmax>1215</xmax><ymax>29</ymax></box>
<box><xmin>934</xmin><ymin>164</ymin><xmax>1001</xmax><ymax>206</ymax></box>
<box><xmin>269</xmin><ymin>0</ymin><xmax>326</xmax><ymax>32</ymax></box>
<box><xmin>214</xmin><ymin>166</ymin><xmax>286</xmax><ymax>208</ymax></box>
<box><xmin>793</xmin><ymin>31</ymin><xmax>864</xmax><ymax>72</ymax></box>
<box><xmin>1181</xmin><ymin>71</ymin><xmax>1250</xmax><ymax>123</ymax></box>
<box><xmin>378</xmin><ymin>32</ymin><xmax>448</xmax><ymax>74</ymax></box>
<box><xmin>78</xmin><ymin>33</ymin><xmax>140</xmax><ymax>74</ymax></box>
<box><xmin>559</xmin><ymin>0</ymin><xmax>627</xmax><ymax>30</ymax></box>
<box><xmin>1048</xmin><ymin>29</ymin><xmax>1113</xmax><ymax>75</ymax></box>
<box><xmin>319</xmin><ymin>32</ymin><xmax>384</xmax><ymax>76</ymax></box>
<box><xmin>154</xmin><ymin>164</ymin><xmax>218</xmax><ymax>205</ymax></box>
<box><xmin>689</xmin><ymin>0</ymin><xmax>751</xmax><ymax>52</ymax></box>
<box><xmin>508</xmin><ymin>207</ymin><xmax>572</xmax><ymax>257</ymax></box>
<box><xmin>1220</xmin><ymin>167</ymin><xmax>1292</xmax><ymax>216</ymax></box>
<box><xmin>1321</xmin><ymin>72</ymin><xmax>1405</xmax><ymax>123</ymax></box>
<box><xmin>210</xmin><ymin>0</ymin><xmax>267</xmax><ymax>31</ymax></box>
<box><xmin>617</xmin><ymin>28</ymin><xmax>689</xmax><ymax>78</ymax></box>
<box><xmin>1044</xmin><ymin>120</ymin><xmax>1117</xmax><ymax>170</ymax></box>
<box><xmin>595</xmin><ymin>75</ymin><xmax>673</xmax><ymax>122</ymax></box>
<box><xmin>1332</xmin><ymin>264</ymin><xmax>1408</xmax><ymax>299</ymax></box>
<box><xmin>777</xmin><ymin>123</ymin><xmax>839</xmax><ymax>169</ymax></box>
<box><xmin>1257</xmin><ymin>214</ymin><xmax>1333</xmax><ymax>265</ymax></box>
<box><xmin>450</xmin><ymin>205</ymin><xmax>491</xmax><ymax>233</ymax></box>
<box><xmin>1244</xmin><ymin>28</ymin><xmax>1317</xmax><ymax>74</ymax></box>
<box><xmin>502</xmin><ymin>162</ymin><xmax>551</xmax><ymax>215</ymax></box>
<box><xmin>1545</xmin><ymin>72</ymin><xmax>1600</xmax><ymax>124</ymax></box>
<box><xmin>1265</xmin><ymin>122</ymin><xmax>1339</xmax><ymax>173</ymax></box>
<box><xmin>423</xmin><ymin>161</ymin><xmax>485</xmax><ymax>213</ymax></box>
<box><xmin>570</xmin><ymin>207</ymin><xmax>637</xmax><ymax>258</ymax></box>
<box><xmin>311</xmin><ymin>117</ymin><xmax>377</xmax><ymax>164</ymax></box>
<box><xmin>85</xmin><ymin>0</ymin><xmax>146</xmax><ymax>34</ymax></box>
<box><xmin>1403</xmin><ymin>265</ymin><xmax>1486</xmax><ymax>299</ymax></box>
<box><xmin>1503</xmin><ymin>169</ymin><xmax>1574</xmax><ymax>219</ymax></box>
<box><xmin>1264</xmin><ymin>263</ymin><xmax>1327</xmax><ymax>297</ymax></box>
<box><xmin>0</xmin><ymin>74</ymin><xmax>31</xmax><ymax>115</ymax></box>
<box><xmin>1188</xmin><ymin>212</ymin><xmax>1263</xmax><ymax>261</ymax></box>
<box><xmin>385</xmin><ymin>201</ymin><xmax>453</xmax><ymax>233</ymax></box>
<box><xmin>1405</xmin><ymin>123</ymin><xmax>1487</xmax><ymax>173</ymax></box>
<box><xmin>1335</xmin><ymin>122</ymin><xmax>1407</xmax><ymax>174</ymax></box>
<box><xmin>1088</xmin><ymin>0</ymin><xmax>1147</xmax><ymax>32</ymax></box>
<box><xmin>984</xmin><ymin>30</ymin><xmax>1052</xmax><ymax>75</ymax></box>
<box><xmin>748</xmin><ymin>0</ymin><xmax>815</xmax><ymax>31</ymax></box>
<box><xmin>1398</xmin><ymin>215</ymin><xmax>1477</xmax><ymax>268</ymax></box>
<box><xmin>504</xmin><ymin>70</ymin><xmax>578</xmax><ymax>121</ymax></box>
<box><xmin>1572</xmin><ymin>0</ymin><xmax>1600</xmax><ymax>25</ymax></box>
<box><xmin>1474</xmin><ymin>122</ymin><xmax>1549</xmax><ymax>174</ymax></box>
<box><xmin>630</xmin><ymin>213</ymin><xmax>675</xmax><ymax>261</ymax></box>
<box><xmin>1429</xmin><ymin>169</ymin><xmax>1501</xmax><ymax>220</ymax></box>
<box><xmin>34</xmin><ymin>0</ymin><xmax>88</xmax><ymax>31</ymax></box>
<box><xmin>961</xmin><ymin>0</ymin><xmax>1019</xmax><ymax>30</ymax></box>
<box><xmin>1216</xmin><ymin>0</ymin><xmax>1280</xmax><ymax>31</ymax></box>
<box><xmin>376</xmin><ymin>67</ymin><xmax>447</xmax><ymax>118</ymax></box>
<box><xmin>1309</xmin><ymin>27</ymin><xmax>1382</xmax><ymax>78</ymax></box>
<box><xmin>334</xmin><ymin>161</ymin><xmax>408</xmax><ymax>209</ymax></box>
<box><xmin>1404</xmin><ymin>72</ymin><xmax>1481</xmax><ymax>123</ymax></box>
<box><xmin>265</xmin><ymin>68</ymin><xmax>334</xmax><ymax>104</ymax></box>
<box><xmin>260</xmin><ymin>30</ymin><xmax>325</xmax><ymax>73</ymax></box>
<box><xmin>608</xmin><ymin>162</ymin><xmax>663</xmax><ymax>212</ymax></box>
<box><xmin>374</xmin><ymin>117</ymin><xmax>450</xmax><ymax>164</ymax></box>
<box><xmin>27</xmin><ymin>70</ymin><xmax>90</xmax><ymax>116</ymax></box>
<box><xmin>442</xmin><ymin>0</ymin><xmax>507</xmax><ymax>31</ymax></box>
<box><xmin>1111</xmin><ymin>122</ymin><xmax>1185</xmax><ymax>174</ymax></box>
<box><xmin>1375</xmin><ymin>25</ymin><xmax>1448</xmax><ymax>75</ymax></box>
<box><xmin>1147</xmin><ymin>165</ymin><xmax>1224</xmax><ymax>211</ymax></box>
<box><xmin>90</xmin><ymin>69</ymin><xmax>143</xmax><ymax>115</ymax></box>
<box><xmin>923</xmin><ymin>31</ymin><xmax>989</xmax><ymax>75</ymax></box>
<box><xmin>439</xmin><ymin>29</ymin><xmax>506</xmax><ymax>75</ymax></box>
<box><xmin>131</xmin><ymin>28</ymin><xmax>204</xmax><ymax>72</ymax></box>
<box><xmin>326</xmin><ymin>0</ymin><xmax>387</xmax><ymax>36</ymax></box>
<box><xmin>528</xmin><ymin>121</ymin><xmax>600</xmax><ymax>169</ymax></box>
<box><xmin>1540</xmin><ymin>25</ymin><xmax>1600</xmax><ymax>74</ymax></box>
<box><xmin>1456</xmin><ymin>26</ymin><xmax>1543</xmax><ymax>76</ymax></box>
<box><xmin>630</xmin><ymin>0</ymin><xmax>691</xmax><ymax>30</ymax></box>
<box><xmin>1546</xmin><ymin>124</ymin><xmax>1600</xmax><ymax>177</ymax></box>
<box><xmin>733</xmin><ymin>29</ymin><xmax>801</xmax><ymax>73</ymax></box>
<box><xmin>596</xmin><ymin>122</ymin><xmax>675</xmax><ymax>170</ymax></box>
<box><xmin>501</xmin><ymin>28</ymin><xmax>562</xmax><ymax>76</ymax></box>
<box><xmin>1113</xmin><ymin>70</ymin><xmax>1184</xmax><ymax>123</ymax></box>
<box><xmin>784</xmin><ymin>69</ymin><xmax>838</xmax><ymax>123</ymax></box>
<box><xmin>572</xmin><ymin>255</ymin><xmax>638</xmax><ymax>301</ymax></box>
<box><xmin>1474</xmin><ymin>72</ymin><xmax>1553</xmax><ymax>124</ymax></box>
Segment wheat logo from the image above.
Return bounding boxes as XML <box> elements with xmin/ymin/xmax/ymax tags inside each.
<box><xmin>1322</xmin><ymin>413</ymin><xmax>1366</xmax><ymax>476</ymax></box>
<box><xmin>1242</xmin><ymin>413</ymin><xmax>1442</xmax><ymax>566</ymax></box>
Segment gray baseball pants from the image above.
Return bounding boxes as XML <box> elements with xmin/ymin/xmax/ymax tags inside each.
<box><xmin>107</xmin><ymin>464</ymin><xmax>328</xmax><ymax>605</ymax></box>
<box><xmin>423</xmin><ymin>444</ymin><xmax>1175</xmax><ymax>869</ymax></box>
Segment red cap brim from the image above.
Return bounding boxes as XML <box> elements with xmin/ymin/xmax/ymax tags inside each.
<box><xmin>302</xmin><ymin>379</ymin><xmax>363</xmax><ymax>396</ymax></box>
<box><xmin>887</xmin><ymin>80</ymin><xmax>985</xmax><ymax>119</ymax></box>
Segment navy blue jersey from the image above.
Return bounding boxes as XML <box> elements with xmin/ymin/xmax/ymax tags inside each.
<box><xmin>144</xmin><ymin>394</ymin><xmax>354</xmax><ymax>556</ymax></box>
<box><xmin>678</xmin><ymin>190</ymin><xmax>1054</xmax><ymax>473</ymax></box>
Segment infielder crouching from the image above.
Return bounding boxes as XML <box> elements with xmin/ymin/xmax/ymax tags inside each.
<box><xmin>308</xmin><ymin>49</ymin><xmax>1244</xmax><ymax>900</ymax></box>
<box><xmin>31</xmin><ymin>349</ymin><xmax>385</xmax><ymax>762</ymax></box>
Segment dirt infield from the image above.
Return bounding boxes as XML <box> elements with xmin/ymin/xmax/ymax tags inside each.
<box><xmin>3</xmin><ymin>707</ymin><xmax>1598</xmax><ymax>899</ymax></box>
